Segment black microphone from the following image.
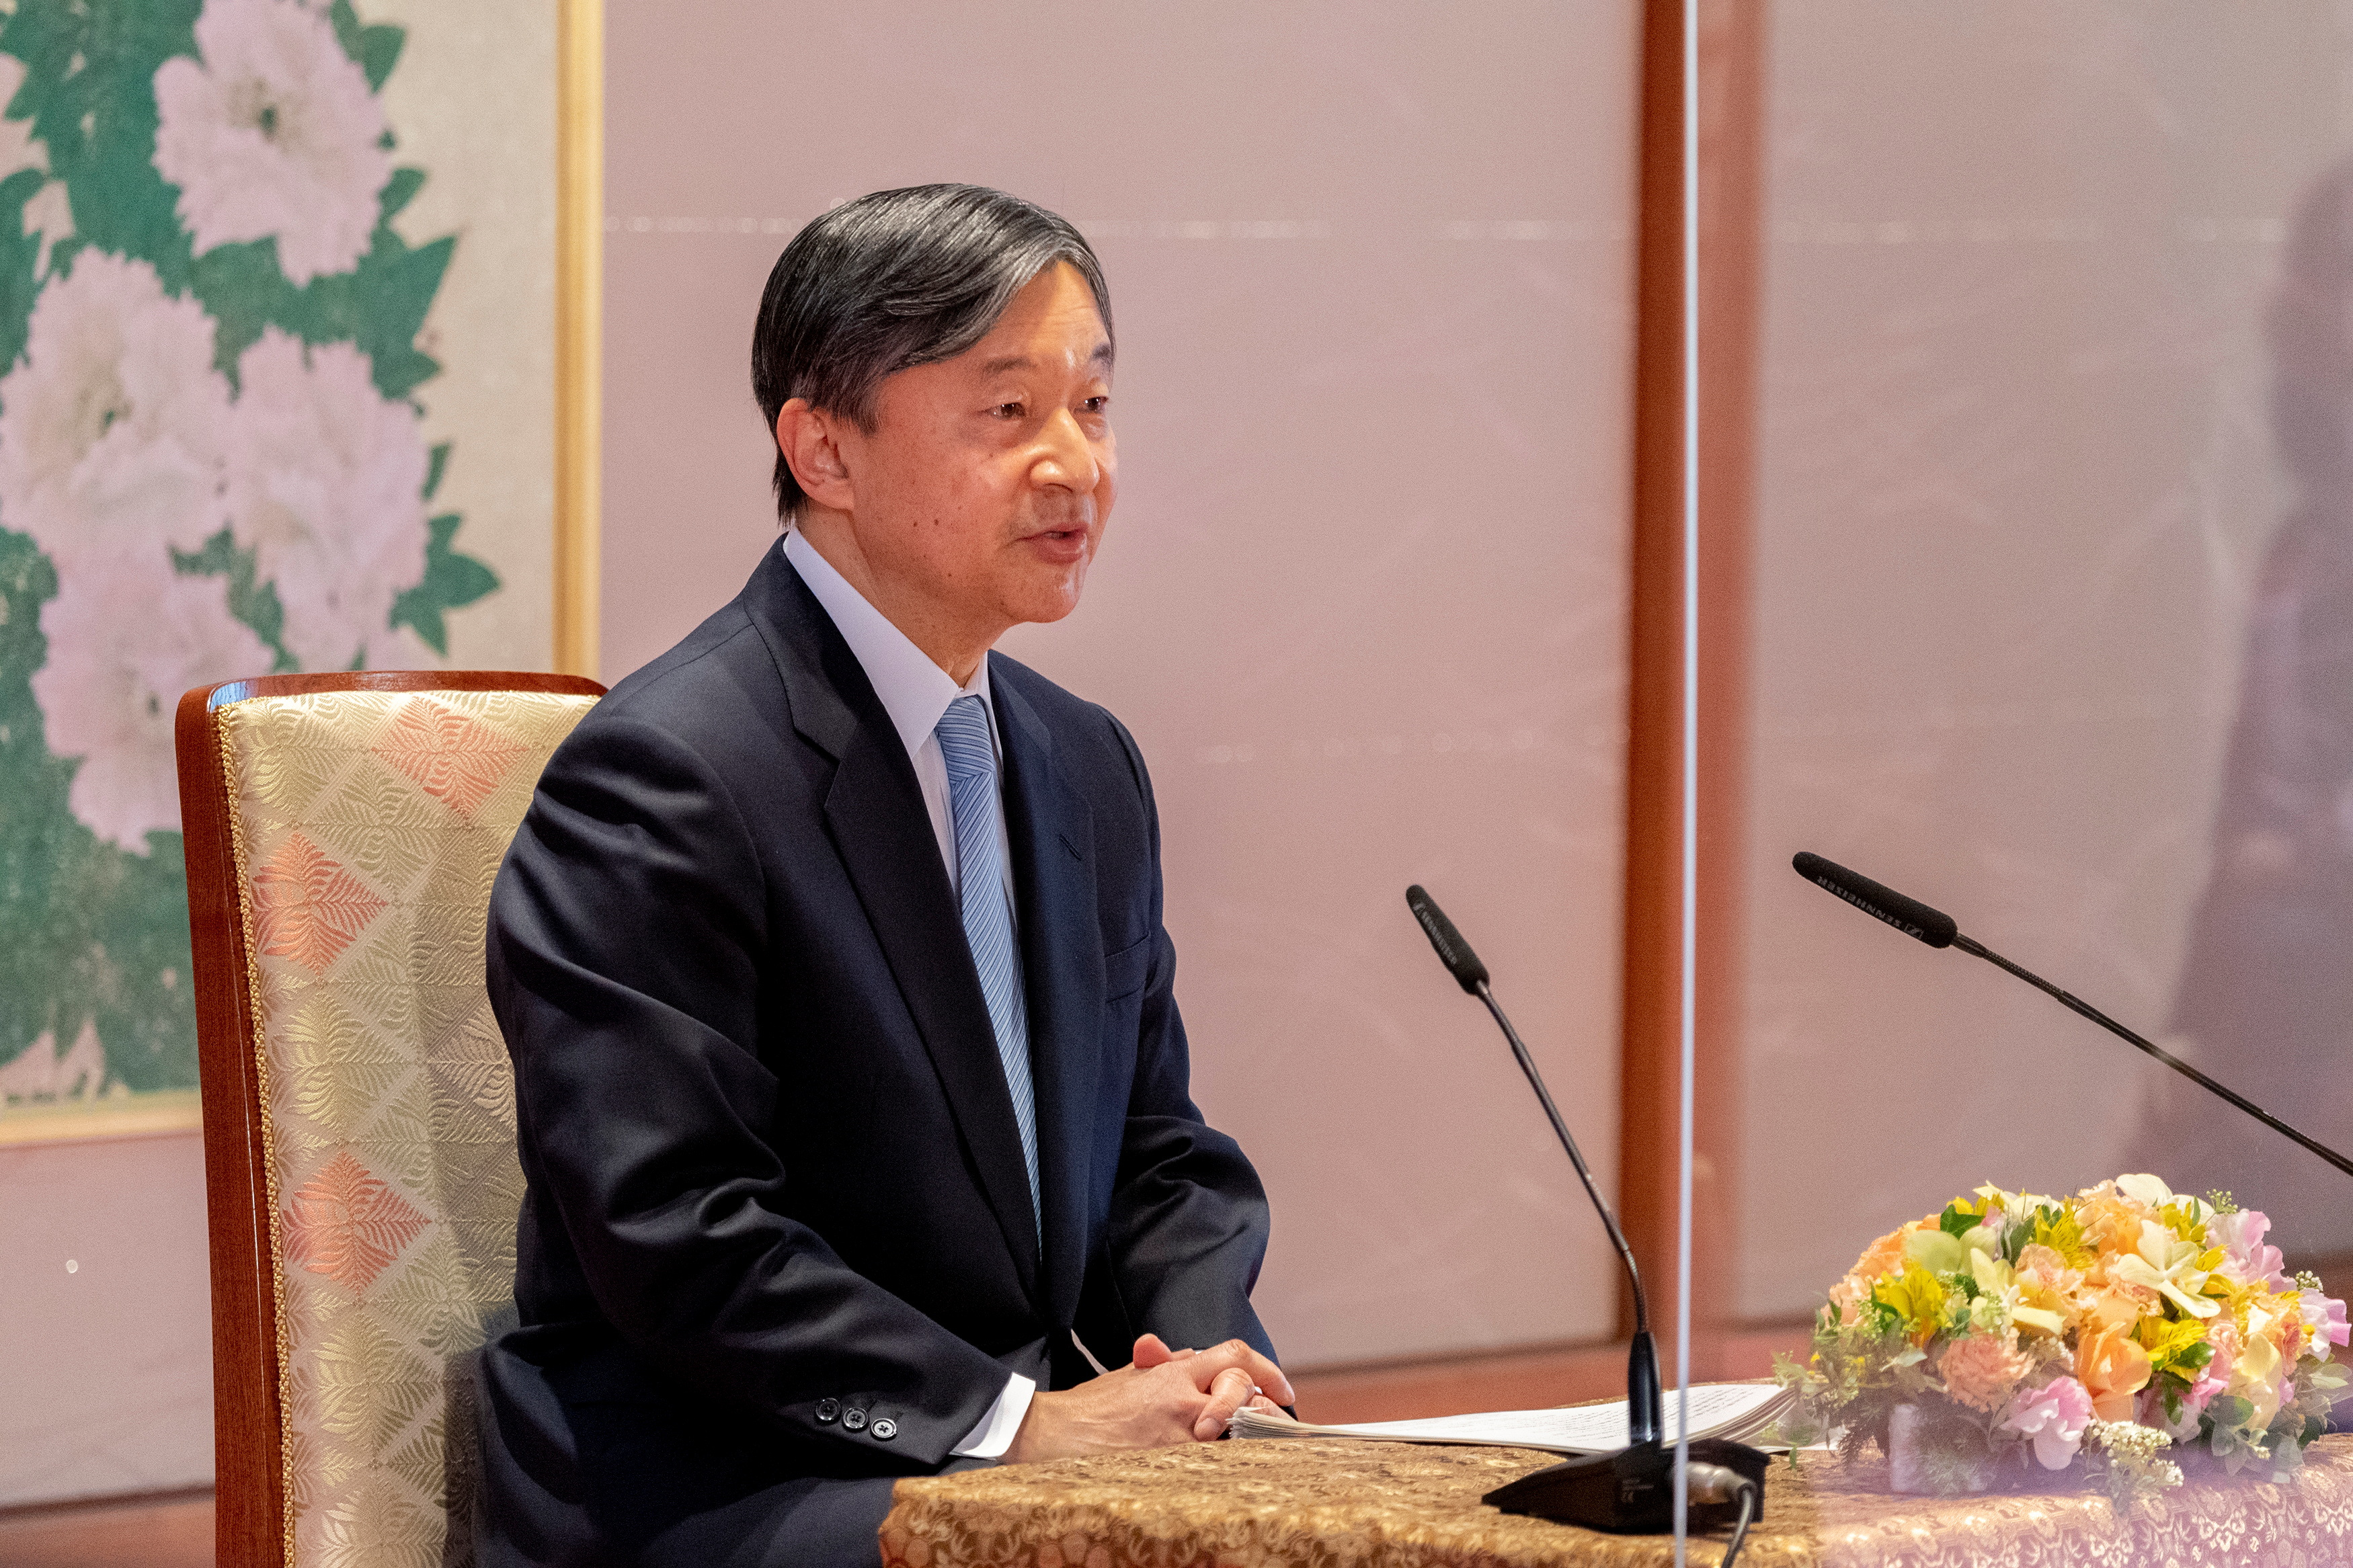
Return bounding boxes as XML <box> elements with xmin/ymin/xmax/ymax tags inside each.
<box><xmin>1405</xmin><ymin>886</ymin><xmax>1767</xmax><ymax>1539</ymax></box>
<box><xmin>1793</xmin><ymin>851</ymin><xmax>2353</xmax><ymax>1183</ymax></box>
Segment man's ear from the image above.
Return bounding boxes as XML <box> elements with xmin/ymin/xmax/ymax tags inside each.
<box><xmin>775</xmin><ymin>399</ymin><xmax>856</xmax><ymax>513</ymax></box>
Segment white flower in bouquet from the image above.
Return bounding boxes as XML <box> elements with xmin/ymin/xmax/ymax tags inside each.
<box><xmin>153</xmin><ymin>0</ymin><xmax>391</xmax><ymax>285</ymax></box>
<box><xmin>0</xmin><ymin>251</ymin><xmax>231</xmax><ymax>570</ymax></box>
<box><xmin>225</xmin><ymin>327</ymin><xmax>427</xmax><ymax>670</ymax></box>
<box><xmin>32</xmin><ymin>554</ymin><xmax>269</xmax><ymax>850</ymax></box>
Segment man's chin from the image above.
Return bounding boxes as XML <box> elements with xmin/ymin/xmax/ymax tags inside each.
<box><xmin>1003</xmin><ymin>570</ymin><xmax>1089</xmax><ymax>628</ymax></box>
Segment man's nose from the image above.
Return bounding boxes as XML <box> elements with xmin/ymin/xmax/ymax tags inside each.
<box><xmin>1031</xmin><ymin>407</ymin><xmax>1102</xmax><ymax>493</ymax></box>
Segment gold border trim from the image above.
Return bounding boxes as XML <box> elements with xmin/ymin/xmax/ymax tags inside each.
<box><xmin>212</xmin><ymin>703</ymin><xmax>300</xmax><ymax>1568</ymax></box>
<box><xmin>0</xmin><ymin>1090</ymin><xmax>202</xmax><ymax>1147</ymax></box>
<box><xmin>553</xmin><ymin>0</ymin><xmax>602</xmax><ymax>679</ymax></box>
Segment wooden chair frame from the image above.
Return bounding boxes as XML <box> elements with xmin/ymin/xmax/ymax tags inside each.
<box><xmin>174</xmin><ymin>671</ymin><xmax>605</xmax><ymax>1567</ymax></box>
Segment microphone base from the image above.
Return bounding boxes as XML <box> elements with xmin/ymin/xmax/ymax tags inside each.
<box><xmin>1482</xmin><ymin>1438</ymin><xmax>1770</xmax><ymax>1533</ymax></box>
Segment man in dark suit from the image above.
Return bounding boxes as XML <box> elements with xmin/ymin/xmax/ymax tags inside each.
<box><xmin>474</xmin><ymin>185</ymin><xmax>1290</xmax><ymax>1568</ymax></box>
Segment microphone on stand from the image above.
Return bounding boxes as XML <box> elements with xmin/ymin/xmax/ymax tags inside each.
<box><xmin>1405</xmin><ymin>886</ymin><xmax>1766</xmax><ymax>1541</ymax></box>
<box><xmin>1790</xmin><ymin>852</ymin><xmax>2353</xmax><ymax>1183</ymax></box>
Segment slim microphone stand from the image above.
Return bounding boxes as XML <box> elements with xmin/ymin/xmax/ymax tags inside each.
<box><xmin>1472</xmin><ymin>978</ymin><xmax>1661</xmax><ymax>1446</ymax></box>
<box><xmin>1405</xmin><ymin>884</ymin><xmax>1763</xmax><ymax>1545</ymax></box>
<box><xmin>1794</xmin><ymin>850</ymin><xmax>2353</xmax><ymax>1184</ymax></box>
<box><xmin>1952</xmin><ymin>933</ymin><xmax>2353</xmax><ymax>1182</ymax></box>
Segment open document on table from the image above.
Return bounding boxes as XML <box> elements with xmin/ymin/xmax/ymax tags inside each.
<box><xmin>1228</xmin><ymin>1381</ymin><xmax>1794</xmax><ymax>1456</ymax></box>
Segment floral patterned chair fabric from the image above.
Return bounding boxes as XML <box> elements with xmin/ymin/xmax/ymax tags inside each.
<box><xmin>175</xmin><ymin>671</ymin><xmax>603</xmax><ymax>1568</ymax></box>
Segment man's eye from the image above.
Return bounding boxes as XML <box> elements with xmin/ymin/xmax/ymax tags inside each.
<box><xmin>993</xmin><ymin>402</ymin><xmax>1025</xmax><ymax>419</ymax></box>
<box><xmin>1082</xmin><ymin>397</ymin><xmax>1109</xmax><ymax>414</ymax></box>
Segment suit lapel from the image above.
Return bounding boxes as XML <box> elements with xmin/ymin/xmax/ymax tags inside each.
<box><xmin>991</xmin><ymin>661</ymin><xmax>1101</xmax><ymax>1332</ymax></box>
<box><xmin>742</xmin><ymin>552</ymin><xmax>1042</xmax><ymax>1301</ymax></box>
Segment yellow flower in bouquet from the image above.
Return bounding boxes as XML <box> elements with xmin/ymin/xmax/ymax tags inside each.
<box><xmin>1872</xmin><ymin>1262</ymin><xmax>1950</xmax><ymax>1348</ymax></box>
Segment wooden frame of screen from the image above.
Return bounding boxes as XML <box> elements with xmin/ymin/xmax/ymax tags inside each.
<box><xmin>555</xmin><ymin>0</ymin><xmax>603</xmax><ymax>680</ymax></box>
<box><xmin>175</xmin><ymin>671</ymin><xmax>606</xmax><ymax>1568</ymax></box>
<box><xmin>1616</xmin><ymin>0</ymin><xmax>1768</xmax><ymax>1370</ymax></box>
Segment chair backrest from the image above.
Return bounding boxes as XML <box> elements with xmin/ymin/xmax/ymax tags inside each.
<box><xmin>175</xmin><ymin>672</ymin><xmax>604</xmax><ymax>1568</ymax></box>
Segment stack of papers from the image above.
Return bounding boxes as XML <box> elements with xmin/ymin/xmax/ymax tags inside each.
<box><xmin>1228</xmin><ymin>1380</ymin><xmax>1792</xmax><ymax>1456</ymax></box>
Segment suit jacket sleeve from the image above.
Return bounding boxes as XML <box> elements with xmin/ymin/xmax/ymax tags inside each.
<box><xmin>487</xmin><ymin>713</ymin><xmax>1009</xmax><ymax>1466</ymax></box>
<box><xmin>1099</xmin><ymin>713</ymin><xmax>1280</xmax><ymax>1364</ymax></box>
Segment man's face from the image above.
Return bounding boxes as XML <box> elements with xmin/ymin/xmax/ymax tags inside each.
<box><xmin>830</xmin><ymin>261</ymin><xmax>1116</xmax><ymax>637</ymax></box>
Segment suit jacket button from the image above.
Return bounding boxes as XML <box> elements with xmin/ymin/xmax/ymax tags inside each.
<box><xmin>871</xmin><ymin>1417</ymin><xmax>898</xmax><ymax>1441</ymax></box>
<box><xmin>842</xmin><ymin>1407</ymin><xmax>868</xmax><ymax>1431</ymax></box>
<box><xmin>815</xmin><ymin>1399</ymin><xmax>840</xmax><ymax>1424</ymax></box>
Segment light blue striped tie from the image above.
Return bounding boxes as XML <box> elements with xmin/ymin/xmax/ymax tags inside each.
<box><xmin>934</xmin><ymin>694</ymin><xmax>1039</xmax><ymax>1233</ymax></box>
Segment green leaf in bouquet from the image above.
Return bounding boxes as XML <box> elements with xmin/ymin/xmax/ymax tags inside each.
<box><xmin>2202</xmin><ymin>1397</ymin><xmax>2274</xmax><ymax>1475</ymax></box>
<box><xmin>1939</xmin><ymin>1202</ymin><xmax>1978</xmax><ymax>1239</ymax></box>
<box><xmin>2264</xmin><ymin>1409</ymin><xmax>2311</xmax><ymax>1477</ymax></box>
<box><xmin>2204</xmin><ymin>1393</ymin><xmax>2253</xmax><ymax>1430</ymax></box>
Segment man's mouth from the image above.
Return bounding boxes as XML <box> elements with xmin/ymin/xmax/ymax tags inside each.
<box><xmin>1021</xmin><ymin>522</ymin><xmax>1091</xmax><ymax>562</ymax></box>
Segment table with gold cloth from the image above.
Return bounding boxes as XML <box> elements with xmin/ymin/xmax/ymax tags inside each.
<box><xmin>879</xmin><ymin>1433</ymin><xmax>2353</xmax><ymax>1567</ymax></box>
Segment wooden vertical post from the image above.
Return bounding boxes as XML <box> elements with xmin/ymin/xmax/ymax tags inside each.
<box><xmin>1618</xmin><ymin>0</ymin><xmax>1769</xmax><ymax>1368</ymax></box>
<box><xmin>553</xmin><ymin>0</ymin><xmax>603</xmax><ymax>680</ymax></box>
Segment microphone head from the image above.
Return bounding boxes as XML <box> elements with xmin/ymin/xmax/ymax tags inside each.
<box><xmin>1792</xmin><ymin>851</ymin><xmax>1958</xmax><ymax>948</ymax></box>
<box><xmin>1406</xmin><ymin>884</ymin><xmax>1490</xmax><ymax>993</ymax></box>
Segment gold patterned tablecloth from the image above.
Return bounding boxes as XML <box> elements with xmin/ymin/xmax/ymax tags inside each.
<box><xmin>879</xmin><ymin>1434</ymin><xmax>2353</xmax><ymax>1567</ymax></box>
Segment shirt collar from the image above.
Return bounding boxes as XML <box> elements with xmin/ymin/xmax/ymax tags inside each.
<box><xmin>782</xmin><ymin>529</ymin><xmax>992</xmax><ymax>758</ymax></box>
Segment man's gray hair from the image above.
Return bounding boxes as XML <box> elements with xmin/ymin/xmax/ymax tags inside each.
<box><xmin>751</xmin><ymin>184</ymin><xmax>1113</xmax><ymax>519</ymax></box>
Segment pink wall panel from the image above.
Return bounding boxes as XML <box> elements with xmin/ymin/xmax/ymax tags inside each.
<box><xmin>1739</xmin><ymin>1</ymin><xmax>2353</xmax><ymax>1319</ymax></box>
<box><xmin>602</xmin><ymin>2</ymin><xmax>1638</xmax><ymax>1364</ymax></box>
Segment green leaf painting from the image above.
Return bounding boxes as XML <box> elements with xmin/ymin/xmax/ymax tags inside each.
<box><xmin>0</xmin><ymin>0</ymin><xmax>497</xmax><ymax>1110</ymax></box>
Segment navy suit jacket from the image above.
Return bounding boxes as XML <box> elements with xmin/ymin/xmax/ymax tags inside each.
<box><xmin>476</xmin><ymin>544</ymin><xmax>1276</xmax><ymax>1559</ymax></box>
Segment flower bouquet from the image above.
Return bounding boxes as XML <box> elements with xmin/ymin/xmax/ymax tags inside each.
<box><xmin>1776</xmin><ymin>1173</ymin><xmax>2349</xmax><ymax>1500</ymax></box>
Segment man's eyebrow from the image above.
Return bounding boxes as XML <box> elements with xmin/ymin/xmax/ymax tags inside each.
<box><xmin>978</xmin><ymin>342</ymin><xmax>1116</xmax><ymax>376</ymax></box>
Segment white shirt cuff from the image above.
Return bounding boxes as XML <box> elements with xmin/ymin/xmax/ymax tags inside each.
<box><xmin>949</xmin><ymin>1371</ymin><xmax>1036</xmax><ymax>1458</ymax></box>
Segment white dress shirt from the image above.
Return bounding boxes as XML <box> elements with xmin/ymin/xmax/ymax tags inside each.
<box><xmin>780</xmin><ymin>529</ymin><xmax>1035</xmax><ymax>1460</ymax></box>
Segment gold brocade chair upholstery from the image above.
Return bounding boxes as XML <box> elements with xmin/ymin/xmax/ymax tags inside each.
<box><xmin>175</xmin><ymin>672</ymin><xmax>604</xmax><ymax>1568</ymax></box>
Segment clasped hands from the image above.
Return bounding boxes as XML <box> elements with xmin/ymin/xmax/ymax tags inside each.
<box><xmin>1002</xmin><ymin>1333</ymin><xmax>1293</xmax><ymax>1464</ymax></box>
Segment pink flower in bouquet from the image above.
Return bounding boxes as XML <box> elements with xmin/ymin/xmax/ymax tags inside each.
<box><xmin>2301</xmin><ymin>1291</ymin><xmax>2350</xmax><ymax>1350</ymax></box>
<box><xmin>2192</xmin><ymin>1319</ymin><xmax>2239</xmax><ymax>1413</ymax></box>
<box><xmin>2210</xmin><ymin>1210</ymin><xmax>2293</xmax><ymax>1292</ymax></box>
<box><xmin>1940</xmin><ymin>1331</ymin><xmax>2033</xmax><ymax>1413</ymax></box>
<box><xmin>2016</xmin><ymin>1244</ymin><xmax>2080</xmax><ymax>1292</ymax></box>
<box><xmin>1997</xmin><ymin>1376</ymin><xmax>2094</xmax><ymax>1471</ymax></box>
